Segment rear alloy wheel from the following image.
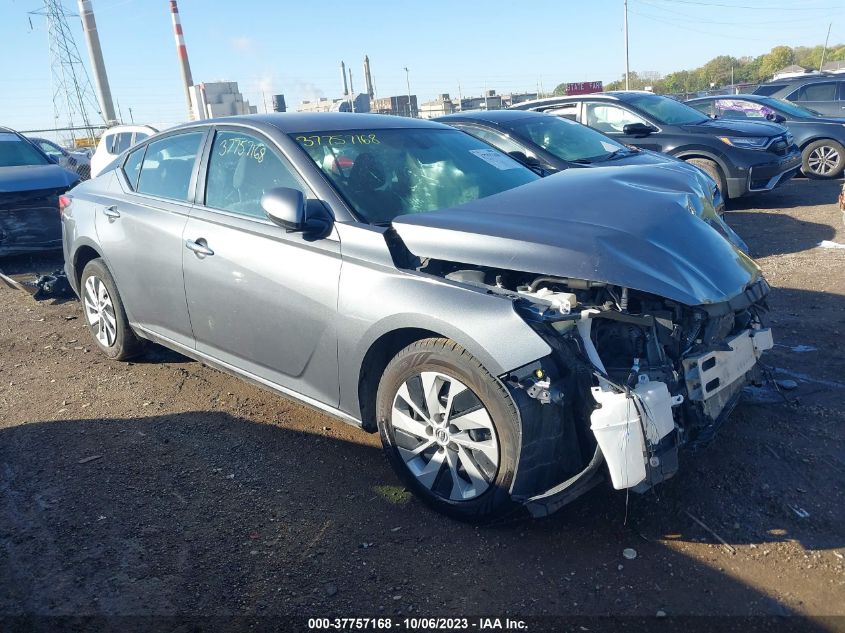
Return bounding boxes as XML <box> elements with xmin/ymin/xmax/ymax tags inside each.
<box><xmin>80</xmin><ymin>258</ymin><xmax>143</xmax><ymax>360</ymax></box>
<box><xmin>376</xmin><ymin>338</ymin><xmax>520</xmax><ymax>520</ymax></box>
<box><xmin>803</xmin><ymin>140</ymin><xmax>845</xmax><ymax>179</ymax></box>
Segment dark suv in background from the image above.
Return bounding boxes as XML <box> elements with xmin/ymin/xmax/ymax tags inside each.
<box><xmin>511</xmin><ymin>91</ymin><xmax>802</xmax><ymax>200</ymax></box>
<box><xmin>753</xmin><ymin>73</ymin><xmax>845</xmax><ymax>118</ymax></box>
<box><xmin>686</xmin><ymin>94</ymin><xmax>845</xmax><ymax>179</ymax></box>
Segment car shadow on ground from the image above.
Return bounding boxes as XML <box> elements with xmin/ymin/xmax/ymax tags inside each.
<box><xmin>724</xmin><ymin>211</ymin><xmax>836</xmax><ymax>258</ymax></box>
<box><xmin>0</xmin><ymin>411</ymin><xmax>839</xmax><ymax>626</ymax></box>
<box><xmin>729</xmin><ymin>178</ymin><xmax>842</xmax><ymax>212</ymax></box>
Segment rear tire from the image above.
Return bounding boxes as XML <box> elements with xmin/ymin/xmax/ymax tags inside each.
<box><xmin>686</xmin><ymin>158</ymin><xmax>728</xmax><ymax>200</ymax></box>
<box><xmin>80</xmin><ymin>258</ymin><xmax>143</xmax><ymax>361</ymax></box>
<box><xmin>802</xmin><ymin>140</ymin><xmax>845</xmax><ymax>179</ymax></box>
<box><xmin>376</xmin><ymin>338</ymin><xmax>520</xmax><ymax>521</ymax></box>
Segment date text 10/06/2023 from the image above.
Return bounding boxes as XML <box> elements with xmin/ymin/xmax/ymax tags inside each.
<box><xmin>307</xmin><ymin>617</ymin><xmax>528</xmax><ymax>630</ymax></box>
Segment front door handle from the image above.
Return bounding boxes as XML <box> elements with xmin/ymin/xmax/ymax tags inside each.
<box><xmin>103</xmin><ymin>205</ymin><xmax>120</xmax><ymax>219</ymax></box>
<box><xmin>185</xmin><ymin>239</ymin><xmax>214</xmax><ymax>257</ymax></box>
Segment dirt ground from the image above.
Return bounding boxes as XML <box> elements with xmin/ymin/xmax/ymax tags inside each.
<box><xmin>1</xmin><ymin>178</ymin><xmax>844</xmax><ymax>631</ymax></box>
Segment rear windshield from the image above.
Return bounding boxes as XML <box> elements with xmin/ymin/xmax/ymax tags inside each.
<box><xmin>0</xmin><ymin>132</ymin><xmax>51</xmax><ymax>167</ymax></box>
<box><xmin>507</xmin><ymin>115</ymin><xmax>626</xmax><ymax>162</ymax></box>
<box><xmin>290</xmin><ymin>128</ymin><xmax>538</xmax><ymax>223</ymax></box>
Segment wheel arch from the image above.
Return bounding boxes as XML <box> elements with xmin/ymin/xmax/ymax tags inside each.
<box><xmin>672</xmin><ymin>148</ymin><xmax>731</xmax><ymax>177</ymax></box>
<box><xmin>71</xmin><ymin>242</ymin><xmax>104</xmax><ymax>292</ymax></box>
<box><xmin>357</xmin><ymin>327</ymin><xmax>441</xmax><ymax>431</ymax></box>
<box><xmin>798</xmin><ymin>136</ymin><xmax>840</xmax><ymax>150</ymax></box>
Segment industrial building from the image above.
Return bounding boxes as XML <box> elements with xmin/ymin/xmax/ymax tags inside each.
<box><xmin>418</xmin><ymin>94</ymin><xmax>457</xmax><ymax>119</ymax></box>
<box><xmin>189</xmin><ymin>81</ymin><xmax>257</xmax><ymax>120</ymax></box>
<box><xmin>371</xmin><ymin>95</ymin><xmax>417</xmax><ymax>117</ymax></box>
<box><xmin>296</xmin><ymin>94</ymin><xmax>371</xmax><ymax>113</ymax></box>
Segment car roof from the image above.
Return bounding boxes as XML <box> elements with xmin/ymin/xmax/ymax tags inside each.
<box><xmin>0</xmin><ymin>126</ymin><xmax>20</xmax><ymax>135</ymax></box>
<box><xmin>168</xmin><ymin>112</ymin><xmax>448</xmax><ymax>135</ymax></box>
<box><xmin>435</xmin><ymin>110</ymin><xmax>549</xmax><ymax>125</ymax></box>
<box><xmin>760</xmin><ymin>73</ymin><xmax>841</xmax><ymax>86</ymax></box>
<box><xmin>687</xmin><ymin>94</ymin><xmax>769</xmax><ymax>103</ymax></box>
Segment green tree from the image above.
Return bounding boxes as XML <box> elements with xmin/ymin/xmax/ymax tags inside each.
<box><xmin>759</xmin><ymin>46</ymin><xmax>796</xmax><ymax>79</ymax></box>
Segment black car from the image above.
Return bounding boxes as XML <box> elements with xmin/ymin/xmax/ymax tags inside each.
<box><xmin>686</xmin><ymin>94</ymin><xmax>845</xmax><ymax>179</ymax></box>
<box><xmin>753</xmin><ymin>73</ymin><xmax>845</xmax><ymax>118</ymax></box>
<box><xmin>0</xmin><ymin>126</ymin><xmax>80</xmax><ymax>257</ymax></box>
<box><xmin>511</xmin><ymin>91</ymin><xmax>802</xmax><ymax>200</ymax></box>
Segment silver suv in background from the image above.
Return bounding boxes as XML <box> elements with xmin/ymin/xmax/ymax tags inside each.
<box><xmin>61</xmin><ymin>113</ymin><xmax>773</xmax><ymax>520</ymax></box>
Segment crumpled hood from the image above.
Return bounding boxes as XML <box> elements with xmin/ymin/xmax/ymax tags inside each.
<box><xmin>392</xmin><ymin>167</ymin><xmax>761</xmax><ymax>306</ymax></box>
<box><xmin>682</xmin><ymin>118</ymin><xmax>785</xmax><ymax>137</ymax></box>
<box><xmin>0</xmin><ymin>164</ymin><xmax>79</xmax><ymax>194</ymax></box>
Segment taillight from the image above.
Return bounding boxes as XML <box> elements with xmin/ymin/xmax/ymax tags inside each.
<box><xmin>58</xmin><ymin>194</ymin><xmax>72</xmax><ymax>217</ymax></box>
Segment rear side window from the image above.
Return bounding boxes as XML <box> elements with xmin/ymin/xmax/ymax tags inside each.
<box><xmin>792</xmin><ymin>82</ymin><xmax>836</xmax><ymax>102</ymax></box>
<box><xmin>754</xmin><ymin>84</ymin><xmax>785</xmax><ymax>97</ymax></box>
<box><xmin>204</xmin><ymin>130</ymin><xmax>306</xmax><ymax>220</ymax></box>
<box><xmin>136</xmin><ymin>131</ymin><xmax>204</xmax><ymax>202</ymax></box>
<box><xmin>545</xmin><ymin>102</ymin><xmax>579</xmax><ymax>120</ymax></box>
<box><xmin>122</xmin><ymin>145</ymin><xmax>146</xmax><ymax>190</ymax></box>
<box><xmin>107</xmin><ymin>132</ymin><xmax>133</xmax><ymax>155</ymax></box>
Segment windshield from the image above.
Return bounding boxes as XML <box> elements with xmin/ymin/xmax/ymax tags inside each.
<box><xmin>764</xmin><ymin>97</ymin><xmax>821</xmax><ymax>118</ymax></box>
<box><xmin>507</xmin><ymin>116</ymin><xmax>627</xmax><ymax>163</ymax></box>
<box><xmin>0</xmin><ymin>132</ymin><xmax>51</xmax><ymax>167</ymax></box>
<box><xmin>291</xmin><ymin>128</ymin><xmax>539</xmax><ymax>223</ymax></box>
<box><xmin>623</xmin><ymin>93</ymin><xmax>709</xmax><ymax>125</ymax></box>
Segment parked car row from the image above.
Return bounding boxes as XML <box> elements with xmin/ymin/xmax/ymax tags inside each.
<box><xmin>685</xmin><ymin>94</ymin><xmax>845</xmax><ymax>179</ymax></box>
<box><xmin>55</xmin><ymin>112</ymin><xmax>775</xmax><ymax>520</ymax></box>
<box><xmin>510</xmin><ymin>91</ymin><xmax>802</xmax><ymax>198</ymax></box>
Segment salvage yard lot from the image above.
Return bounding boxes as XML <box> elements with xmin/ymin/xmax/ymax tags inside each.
<box><xmin>1</xmin><ymin>179</ymin><xmax>844</xmax><ymax>624</ymax></box>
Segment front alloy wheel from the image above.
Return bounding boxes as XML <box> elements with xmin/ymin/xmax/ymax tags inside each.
<box><xmin>391</xmin><ymin>371</ymin><xmax>499</xmax><ymax>501</ymax></box>
<box><xmin>376</xmin><ymin>338</ymin><xmax>521</xmax><ymax>520</ymax></box>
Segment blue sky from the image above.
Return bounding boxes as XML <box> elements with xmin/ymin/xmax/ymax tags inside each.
<box><xmin>2</xmin><ymin>0</ymin><xmax>844</xmax><ymax>133</ymax></box>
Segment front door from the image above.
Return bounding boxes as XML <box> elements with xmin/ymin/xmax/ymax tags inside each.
<box><xmin>582</xmin><ymin>102</ymin><xmax>664</xmax><ymax>152</ymax></box>
<box><xmin>182</xmin><ymin>127</ymin><xmax>342</xmax><ymax>406</ymax></box>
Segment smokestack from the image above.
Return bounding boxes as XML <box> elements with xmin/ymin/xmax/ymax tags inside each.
<box><xmin>77</xmin><ymin>0</ymin><xmax>116</xmax><ymax>122</ymax></box>
<box><xmin>341</xmin><ymin>61</ymin><xmax>349</xmax><ymax>96</ymax></box>
<box><xmin>169</xmin><ymin>0</ymin><xmax>195</xmax><ymax>120</ymax></box>
<box><xmin>363</xmin><ymin>55</ymin><xmax>374</xmax><ymax>99</ymax></box>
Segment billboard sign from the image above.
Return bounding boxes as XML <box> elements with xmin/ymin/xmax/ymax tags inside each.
<box><xmin>566</xmin><ymin>81</ymin><xmax>603</xmax><ymax>96</ymax></box>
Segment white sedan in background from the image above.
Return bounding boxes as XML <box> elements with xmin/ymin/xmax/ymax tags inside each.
<box><xmin>90</xmin><ymin>124</ymin><xmax>157</xmax><ymax>178</ymax></box>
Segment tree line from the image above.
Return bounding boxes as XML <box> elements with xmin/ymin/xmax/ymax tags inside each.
<box><xmin>553</xmin><ymin>44</ymin><xmax>845</xmax><ymax>96</ymax></box>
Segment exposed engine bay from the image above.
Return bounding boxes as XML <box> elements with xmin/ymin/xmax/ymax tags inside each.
<box><xmin>418</xmin><ymin>258</ymin><xmax>773</xmax><ymax>515</ymax></box>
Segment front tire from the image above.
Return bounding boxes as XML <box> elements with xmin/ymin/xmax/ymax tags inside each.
<box><xmin>686</xmin><ymin>158</ymin><xmax>728</xmax><ymax>200</ymax></box>
<box><xmin>80</xmin><ymin>258</ymin><xmax>143</xmax><ymax>360</ymax></box>
<box><xmin>376</xmin><ymin>338</ymin><xmax>521</xmax><ymax>520</ymax></box>
<box><xmin>802</xmin><ymin>140</ymin><xmax>845</xmax><ymax>179</ymax></box>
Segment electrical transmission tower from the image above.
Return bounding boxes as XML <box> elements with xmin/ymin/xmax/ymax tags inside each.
<box><xmin>29</xmin><ymin>0</ymin><xmax>103</xmax><ymax>145</ymax></box>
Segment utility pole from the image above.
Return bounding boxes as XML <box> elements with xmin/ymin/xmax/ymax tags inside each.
<box><xmin>77</xmin><ymin>0</ymin><xmax>116</xmax><ymax>122</ymax></box>
<box><xmin>404</xmin><ymin>67</ymin><xmax>412</xmax><ymax>117</ymax></box>
<box><xmin>820</xmin><ymin>22</ymin><xmax>832</xmax><ymax>72</ymax></box>
<box><xmin>623</xmin><ymin>0</ymin><xmax>630</xmax><ymax>90</ymax></box>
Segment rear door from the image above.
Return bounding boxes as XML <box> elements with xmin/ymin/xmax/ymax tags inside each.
<box><xmin>182</xmin><ymin>126</ymin><xmax>342</xmax><ymax>406</ymax></box>
<box><xmin>95</xmin><ymin>128</ymin><xmax>207</xmax><ymax>348</ymax></box>
<box><xmin>787</xmin><ymin>81</ymin><xmax>841</xmax><ymax>117</ymax></box>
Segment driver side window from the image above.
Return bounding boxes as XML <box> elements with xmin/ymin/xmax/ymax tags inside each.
<box><xmin>585</xmin><ymin>103</ymin><xmax>646</xmax><ymax>134</ymax></box>
<box><xmin>205</xmin><ymin>130</ymin><xmax>306</xmax><ymax>220</ymax></box>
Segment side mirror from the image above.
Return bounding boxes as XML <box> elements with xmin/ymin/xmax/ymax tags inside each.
<box><xmin>766</xmin><ymin>113</ymin><xmax>787</xmax><ymax>124</ymax></box>
<box><xmin>622</xmin><ymin>122</ymin><xmax>656</xmax><ymax>137</ymax></box>
<box><xmin>261</xmin><ymin>187</ymin><xmax>306</xmax><ymax>231</ymax></box>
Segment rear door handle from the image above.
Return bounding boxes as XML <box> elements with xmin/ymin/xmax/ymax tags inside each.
<box><xmin>185</xmin><ymin>239</ymin><xmax>214</xmax><ymax>257</ymax></box>
<box><xmin>103</xmin><ymin>205</ymin><xmax>120</xmax><ymax>219</ymax></box>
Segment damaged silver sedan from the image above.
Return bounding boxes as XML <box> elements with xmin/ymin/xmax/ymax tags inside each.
<box><xmin>61</xmin><ymin>114</ymin><xmax>773</xmax><ymax>520</ymax></box>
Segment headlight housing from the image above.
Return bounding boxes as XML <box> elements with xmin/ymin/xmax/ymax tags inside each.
<box><xmin>718</xmin><ymin>136</ymin><xmax>770</xmax><ymax>150</ymax></box>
